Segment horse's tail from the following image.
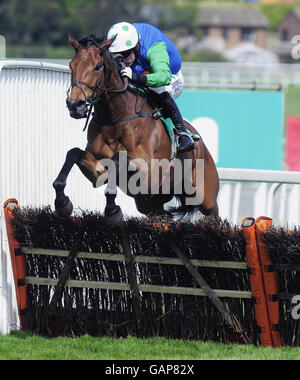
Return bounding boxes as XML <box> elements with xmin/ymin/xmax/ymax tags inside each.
<box><xmin>166</xmin><ymin>196</ymin><xmax>199</xmax><ymax>219</ymax></box>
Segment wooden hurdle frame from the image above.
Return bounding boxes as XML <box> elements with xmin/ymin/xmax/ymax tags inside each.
<box><xmin>20</xmin><ymin>247</ymin><xmax>252</xmax><ymax>298</ymax></box>
<box><xmin>3</xmin><ymin>198</ymin><xmax>289</xmax><ymax>347</ymax></box>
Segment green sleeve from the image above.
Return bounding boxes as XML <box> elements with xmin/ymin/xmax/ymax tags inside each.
<box><xmin>145</xmin><ymin>42</ymin><xmax>172</xmax><ymax>88</ymax></box>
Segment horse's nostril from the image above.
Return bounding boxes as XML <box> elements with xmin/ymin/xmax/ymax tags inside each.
<box><xmin>75</xmin><ymin>99</ymin><xmax>86</xmax><ymax>107</ymax></box>
<box><xmin>66</xmin><ymin>98</ymin><xmax>85</xmax><ymax>110</ymax></box>
<box><xmin>66</xmin><ymin>98</ymin><xmax>87</xmax><ymax>119</ymax></box>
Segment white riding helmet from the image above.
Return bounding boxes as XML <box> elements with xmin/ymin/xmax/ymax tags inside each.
<box><xmin>107</xmin><ymin>22</ymin><xmax>139</xmax><ymax>53</ymax></box>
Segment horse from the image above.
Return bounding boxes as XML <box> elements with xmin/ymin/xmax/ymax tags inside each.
<box><xmin>53</xmin><ymin>34</ymin><xmax>219</xmax><ymax>224</ymax></box>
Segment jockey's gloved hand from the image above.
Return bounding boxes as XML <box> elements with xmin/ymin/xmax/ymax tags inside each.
<box><xmin>121</xmin><ymin>67</ymin><xmax>147</xmax><ymax>86</ymax></box>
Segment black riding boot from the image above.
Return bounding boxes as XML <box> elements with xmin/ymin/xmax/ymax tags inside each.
<box><xmin>159</xmin><ymin>92</ymin><xmax>195</xmax><ymax>153</ymax></box>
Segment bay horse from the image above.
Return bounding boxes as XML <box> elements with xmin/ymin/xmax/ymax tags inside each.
<box><xmin>53</xmin><ymin>34</ymin><xmax>219</xmax><ymax>224</ymax></box>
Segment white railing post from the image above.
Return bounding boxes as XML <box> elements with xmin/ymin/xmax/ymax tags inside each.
<box><xmin>232</xmin><ymin>182</ymin><xmax>242</xmax><ymax>226</ymax></box>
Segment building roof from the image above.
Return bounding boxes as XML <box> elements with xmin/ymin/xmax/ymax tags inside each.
<box><xmin>291</xmin><ymin>8</ymin><xmax>300</xmax><ymax>20</ymax></box>
<box><xmin>277</xmin><ymin>8</ymin><xmax>300</xmax><ymax>29</ymax></box>
<box><xmin>197</xmin><ymin>7</ymin><xmax>269</xmax><ymax>29</ymax></box>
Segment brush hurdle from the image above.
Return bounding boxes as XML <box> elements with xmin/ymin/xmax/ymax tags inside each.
<box><xmin>4</xmin><ymin>198</ymin><xmax>300</xmax><ymax>346</ymax></box>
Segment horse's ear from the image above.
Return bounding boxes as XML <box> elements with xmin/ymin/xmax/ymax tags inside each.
<box><xmin>69</xmin><ymin>36</ymin><xmax>81</xmax><ymax>52</ymax></box>
<box><xmin>100</xmin><ymin>37</ymin><xmax>116</xmax><ymax>52</ymax></box>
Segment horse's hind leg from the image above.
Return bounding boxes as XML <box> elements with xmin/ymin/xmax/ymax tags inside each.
<box><xmin>134</xmin><ymin>195</ymin><xmax>173</xmax><ymax>217</ymax></box>
<box><xmin>191</xmin><ymin>141</ymin><xmax>220</xmax><ymax>219</ymax></box>
<box><xmin>198</xmin><ymin>202</ymin><xmax>219</xmax><ymax>218</ymax></box>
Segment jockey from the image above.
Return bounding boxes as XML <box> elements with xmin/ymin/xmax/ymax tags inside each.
<box><xmin>107</xmin><ymin>22</ymin><xmax>195</xmax><ymax>153</ymax></box>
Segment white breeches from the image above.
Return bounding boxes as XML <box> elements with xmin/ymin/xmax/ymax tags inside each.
<box><xmin>149</xmin><ymin>70</ymin><xmax>184</xmax><ymax>100</ymax></box>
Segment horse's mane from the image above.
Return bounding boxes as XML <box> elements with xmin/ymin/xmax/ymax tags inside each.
<box><xmin>77</xmin><ymin>33</ymin><xmax>122</xmax><ymax>72</ymax></box>
<box><xmin>78</xmin><ymin>33</ymin><xmax>106</xmax><ymax>48</ymax></box>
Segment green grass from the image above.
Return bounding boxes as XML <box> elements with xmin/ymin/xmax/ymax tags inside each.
<box><xmin>1</xmin><ymin>331</ymin><xmax>300</xmax><ymax>360</ymax></box>
<box><xmin>285</xmin><ymin>85</ymin><xmax>300</xmax><ymax>117</ymax></box>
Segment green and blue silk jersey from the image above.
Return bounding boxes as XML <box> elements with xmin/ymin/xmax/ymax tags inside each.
<box><xmin>132</xmin><ymin>23</ymin><xmax>182</xmax><ymax>88</ymax></box>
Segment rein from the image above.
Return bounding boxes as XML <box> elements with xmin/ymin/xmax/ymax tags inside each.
<box><xmin>110</xmin><ymin>87</ymin><xmax>160</xmax><ymax>126</ymax></box>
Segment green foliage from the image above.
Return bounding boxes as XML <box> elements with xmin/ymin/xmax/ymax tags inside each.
<box><xmin>6</xmin><ymin>44</ymin><xmax>73</xmax><ymax>59</ymax></box>
<box><xmin>0</xmin><ymin>0</ymin><xmax>145</xmax><ymax>45</ymax></box>
<box><xmin>2</xmin><ymin>0</ymin><xmax>300</xmax><ymax>58</ymax></box>
<box><xmin>171</xmin><ymin>3</ymin><xmax>199</xmax><ymax>32</ymax></box>
<box><xmin>0</xmin><ymin>0</ymin><xmax>202</xmax><ymax>46</ymax></box>
<box><xmin>259</xmin><ymin>3</ymin><xmax>295</xmax><ymax>32</ymax></box>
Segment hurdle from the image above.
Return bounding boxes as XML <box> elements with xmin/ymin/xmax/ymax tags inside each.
<box><xmin>4</xmin><ymin>198</ymin><xmax>300</xmax><ymax>346</ymax></box>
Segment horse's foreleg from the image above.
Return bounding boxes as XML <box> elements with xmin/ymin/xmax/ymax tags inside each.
<box><xmin>53</xmin><ymin>148</ymin><xmax>85</xmax><ymax>217</ymax></box>
<box><xmin>53</xmin><ymin>147</ymin><xmax>103</xmax><ymax>216</ymax></box>
<box><xmin>70</xmin><ymin>149</ymin><xmax>124</xmax><ymax>224</ymax></box>
<box><xmin>53</xmin><ymin>148</ymin><xmax>124</xmax><ymax>224</ymax></box>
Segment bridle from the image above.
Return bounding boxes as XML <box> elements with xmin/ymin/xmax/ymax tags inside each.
<box><xmin>68</xmin><ymin>42</ymin><xmax>156</xmax><ymax>131</ymax></box>
<box><xmin>68</xmin><ymin>47</ymin><xmax>128</xmax><ymax>131</ymax></box>
<box><xmin>68</xmin><ymin>67</ymin><xmax>102</xmax><ymax>110</ymax></box>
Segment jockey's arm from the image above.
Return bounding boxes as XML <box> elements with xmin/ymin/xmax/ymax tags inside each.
<box><xmin>145</xmin><ymin>42</ymin><xmax>172</xmax><ymax>87</ymax></box>
<box><xmin>122</xmin><ymin>42</ymin><xmax>173</xmax><ymax>87</ymax></box>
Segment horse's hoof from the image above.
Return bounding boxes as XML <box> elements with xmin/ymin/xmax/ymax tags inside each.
<box><xmin>104</xmin><ymin>206</ymin><xmax>123</xmax><ymax>225</ymax></box>
<box><xmin>55</xmin><ymin>197</ymin><xmax>73</xmax><ymax>217</ymax></box>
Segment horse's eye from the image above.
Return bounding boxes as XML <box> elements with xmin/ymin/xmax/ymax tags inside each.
<box><xmin>95</xmin><ymin>64</ymin><xmax>102</xmax><ymax>71</ymax></box>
